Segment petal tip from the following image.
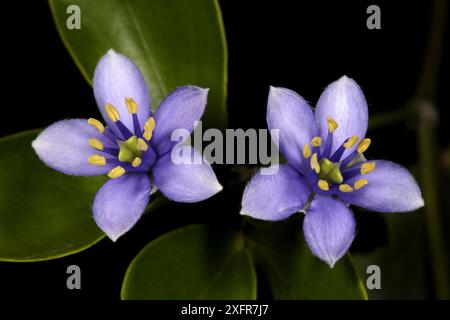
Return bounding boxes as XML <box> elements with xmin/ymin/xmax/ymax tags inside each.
<box><xmin>338</xmin><ymin>74</ymin><xmax>351</xmax><ymax>81</ymax></box>
<box><xmin>95</xmin><ymin>219</ymin><xmax>128</xmax><ymax>243</ymax></box>
<box><xmin>183</xmin><ymin>85</ymin><xmax>209</xmax><ymax>94</ymax></box>
<box><xmin>418</xmin><ymin>196</ymin><xmax>425</xmax><ymax>208</ymax></box>
<box><xmin>239</xmin><ymin>209</ymin><xmax>250</xmax><ymax>217</ymax></box>
<box><xmin>106</xmin><ymin>48</ymin><xmax>117</xmax><ymax>56</ymax></box>
<box><xmin>31</xmin><ymin>136</ymin><xmax>40</xmax><ymax>152</ymax></box>
<box><xmin>208</xmin><ymin>180</ymin><xmax>223</xmax><ymax>198</ymax></box>
<box><xmin>31</xmin><ymin>137</ymin><xmax>45</xmax><ymax>162</ymax></box>
<box><xmin>327</xmin><ymin>259</ymin><xmax>337</xmax><ymax>269</ymax></box>
<box><xmin>334</xmin><ymin>74</ymin><xmax>359</xmax><ymax>89</ymax></box>
<box><xmin>98</xmin><ymin>48</ymin><xmax>122</xmax><ymax>66</ymax></box>
<box><xmin>214</xmin><ymin>181</ymin><xmax>224</xmax><ymax>193</ymax></box>
<box><xmin>269</xmin><ymin>85</ymin><xmax>280</xmax><ymax>92</ymax></box>
<box><xmin>107</xmin><ymin>232</ymin><xmax>121</xmax><ymax>242</ymax></box>
<box><xmin>269</xmin><ymin>85</ymin><xmax>287</xmax><ymax>97</ymax></box>
<box><xmin>412</xmin><ymin>195</ymin><xmax>425</xmax><ymax>211</ymax></box>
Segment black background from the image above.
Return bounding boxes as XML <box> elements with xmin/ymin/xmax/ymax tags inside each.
<box><xmin>0</xmin><ymin>0</ymin><xmax>448</xmax><ymax>300</ymax></box>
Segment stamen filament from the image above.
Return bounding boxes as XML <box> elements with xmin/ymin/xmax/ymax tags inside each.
<box><xmin>322</xmin><ymin>131</ymin><xmax>333</xmax><ymax>158</ymax></box>
<box><xmin>102</xmin><ymin>148</ymin><xmax>120</xmax><ymax>157</ymax></box>
<box><xmin>342</xmin><ymin>167</ymin><xmax>360</xmax><ymax>181</ymax></box>
<box><xmin>132</xmin><ymin>113</ymin><xmax>141</xmax><ymax>136</ymax></box>
<box><xmin>330</xmin><ymin>135</ymin><xmax>360</xmax><ymax>162</ymax></box>
<box><xmin>340</xmin><ymin>150</ymin><xmax>358</xmax><ymax>168</ymax></box>
<box><xmin>115</xmin><ymin>121</ymin><xmax>134</xmax><ymax>140</ymax></box>
<box><xmin>102</xmin><ymin>128</ymin><xmax>118</xmax><ymax>143</ymax></box>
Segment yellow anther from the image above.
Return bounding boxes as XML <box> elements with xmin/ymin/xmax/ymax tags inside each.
<box><xmin>105</xmin><ymin>103</ymin><xmax>120</xmax><ymax>122</ymax></box>
<box><xmin>303</xmin><ymin>144</ymin><xmax>311</xmax><ymax>159</ymax></box>
<box><xmin>310</xmin><ymin>153</ymin><xmax>320</xmax><ymax>174</ymax></box>
<box><xmin>88</xmin><ymin>118</ymin><xmax>105</xmax><ymax>133</ymax></box>
<box><xmin>143</xmin><ymin>117</ymin><xmax>156</xmax><ymax>140</ymax></box>
<box><xmin>88</xmin><ymin>138</ymin><xmax>103</xmax><ymax>151</ymax></box>
<box><xmin>344</xmin><ymin>135</ymin><xmax>359</xmax><ymax>148</ymax></box>
<box><xmin>132</xmin><ymin>157</ymin><xmax>142</xmax><ymax>168</ymax></box>
<box><xmin>327</xmin><ymin>116</ymin><xmax>339</xmax><ymax>133</ymax></box>
<box><xmin>125</xmin><ymin>97</ymin><xmax>138</xmax><ymax>114</ymax></box>
<box><xmin>88</xmin><ymin>155</ymin><xmax>106</xmax><ymax>166</ymax></box>
<box><xmin>339</xmin><ymin>184</ymin><xmax>354</xmax><ymax>193</ymax></box>
<box><xmin>354</xmin><ymin>179</ymin><xmax>368</xmax><ymax>190</ymax></box>
<box><xmin>136</xmin><ymin>138</ymin><xmax>148</xmax><ymax>151</ymax></box>
<box><xmin>311</xmin><ymin>136</ymin><xmax>322</xmax><ymax>147</ymax></box>
<box><xmin>318</xmin><ymin>179</ymin><xmax>329</xmax><ymax>191</ymax></box>
<box><xmin>357</xmin><ymin>138</ymin><xmax>371</xmax><ymax>154</ymax></box>
<box><xmin>361</xmin><ymin>162</ymin><xmax>376</xmax><ymax>174</ymax></box>
<box><xmin>107</xmin><ymin>166</ymin><xmax>126</xmax><ymax>179</ymax></box>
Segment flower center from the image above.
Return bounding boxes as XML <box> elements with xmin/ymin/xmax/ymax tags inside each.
<box><xmin>86</xmin><ymin>97</ymin><xmax>157</xmax><ymax>178</ymax></box>
<box><xmin>303</xmin><ymin>115</ymin><xmax>375</xmax><ymax>193</ymax></box>
<box><xmin>118</xmin><ymin>135</ymin><xmax>148</xmax><ymax>165</ymax></box>
<box><xmin>318</xmin><ymin>158</ymin><xmax>343</xmax><ymax>185</ymax></box>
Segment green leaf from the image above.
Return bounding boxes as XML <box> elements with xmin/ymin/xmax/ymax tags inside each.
<box><xmin>121</xmin><ymin>224</ymin><xmax>256</xmax><ymax>299</ymax></box>
<box><xmin>246</xmin><ymin>217</ymin><xmax>368</xmax><ymax>299</ymax></box>
<box><xmin>353</xmin><ymin>212</ymin><xmax>427</xmax><ymax>299</ymax></box>
<box><xmin>48</xmin><ymin>0</ymin><xmax>227</xmax><ymax>129</ymax></box>
<box><xmin>0</xmin><ymin>131</ymin><xmax>106</xmax><ymax>262</ymax></box>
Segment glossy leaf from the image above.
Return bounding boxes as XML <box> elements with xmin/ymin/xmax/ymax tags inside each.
<box><xmin>246</xmin><ymin>217</ymin><xmax>368</xmax><ymax>299</ymax></box>
<box><xmin>48</xmin><ymin>0</ymin><xmax>227</xmax><ymax>128</ymax></box>
<box><xmin>353</xmin><ymin>212</ymin><xmax>426</xmax><ymax>299</ymax></box>
<box><xmin>121</xmin><ymin>224</ymin><xmax>256</xmax><ymax>299</ymax></box>
<box><xmin>0</xmin><ymin>131</ymin><xmax>106</xmax><ymax>261</ymax></box>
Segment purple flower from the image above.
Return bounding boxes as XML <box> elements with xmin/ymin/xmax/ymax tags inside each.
<box><xmin>241</xmin><ymin>76</ymin><xmax>424</xmax><ymax>267</ymax></box>
<box><xmin>32</xmin><ymin>49</ymin><xmax>222</xmax><ymax>241</ymax></box>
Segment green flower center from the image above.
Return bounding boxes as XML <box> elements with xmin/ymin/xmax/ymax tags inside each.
<box><xmin>318</xmin><ymin>158</ymin><xmax>343</xmax><ymax>185</ymax></box>
<box><xmin>118</xmin><ymin>136</ymin><xmax>144</xmax><ymax>163</ymax></box>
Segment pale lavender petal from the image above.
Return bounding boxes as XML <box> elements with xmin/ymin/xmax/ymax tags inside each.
<box><xmin>93</xmin><ymin>173</ymin><xmax>151</xmax><ymax>241</ymax></box>
<box><xmin>303</xmin><ymin>195</ymin><xmax>356</xmax><ymax>268</ymax></box>
<box><xmin>152</xmin><ymin>86</ymin><xmax>208</xmax><ymax>156</ymax></box>
<box><xmin>314</xmin><ymin>76</ymin><xmax>368</xmax><ymax>158</ymax></box>
<box><xmin>152</xmin><ymin>145</ymin><xmax>222</xmax><ymax>202</ymax></box>
<box><xmin>340</xmin><ymin>160</ymin><xmax>424</xmax><ymax>212</ymax></box>
<box><xmin>241</xmin><ymin>164</ymin><xmax>311</xmax><ymax>221</ymax></box>
<box><xmin>32</xmin><ymin>119</ymin><xmax>115</xmax><ymax>176</ymax></box>
<box><xmin>93</xmin><ymin>49</ymin><xmax>151</xmax><ymax>138</ymax></box>
<box><xmin>267</xmin><ymin>86</ymin><xmax>319</xmax><ymax>174</ymax></box>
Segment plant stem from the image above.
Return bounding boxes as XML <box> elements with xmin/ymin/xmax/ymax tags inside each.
<box><xmin>368</xmin><ymin>107</ymin><xmax>409</xmax><ymax>130</ymax></box>
<box><xmin>415</xmin><ymin>0</ymin><xmax>449</xmax><ymax>299</ymax></box>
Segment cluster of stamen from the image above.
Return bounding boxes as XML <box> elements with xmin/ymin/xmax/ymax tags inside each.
<box><xmin>302</xmin><ymin>116</ymin><xmax>375</xmax><ymax>193</ymax></box>
<box><xmin>87</xmin><ymin>97</ymin><xmax>156</xmax><ymax>179</ymax></box>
